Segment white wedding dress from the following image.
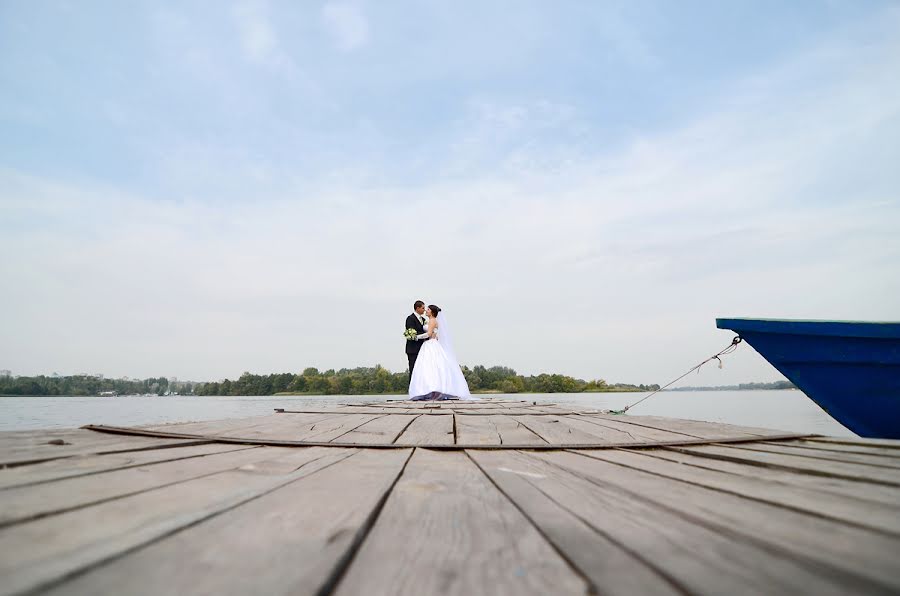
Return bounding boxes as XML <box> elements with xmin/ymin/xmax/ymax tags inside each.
<box><xmin>408</xmin><ymin>312</ymin><xmax>476</xmax><ymax>400</ymax></box>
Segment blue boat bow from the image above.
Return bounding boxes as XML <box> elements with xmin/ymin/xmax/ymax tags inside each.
<box><xmin>716</xmin><ymin>318</ymin><xmax>900</xmax><ymax>439</ymax></box>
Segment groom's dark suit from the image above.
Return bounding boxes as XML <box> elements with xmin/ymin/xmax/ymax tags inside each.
<box><xmin>405</xmin><ymin>313</ymin><xmax>429</xmax><ymax>382</ymax></box>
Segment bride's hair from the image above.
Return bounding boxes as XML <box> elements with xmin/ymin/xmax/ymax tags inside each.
<box><xmin>427</xmin><ymin>304</ymin><xmax>442</xmax><ymax>316</ymax></box>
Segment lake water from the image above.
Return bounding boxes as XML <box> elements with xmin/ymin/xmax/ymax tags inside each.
<box><xmin>0</xmin><ymin>389</ymin><xmax>855</xmax><ymax>437</ymax></box>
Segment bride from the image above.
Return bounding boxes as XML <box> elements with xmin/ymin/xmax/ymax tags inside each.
<box><xmin>408</xmin><ymin>305</ymin><xmax>475</xmax><ymax>400</ymax></box>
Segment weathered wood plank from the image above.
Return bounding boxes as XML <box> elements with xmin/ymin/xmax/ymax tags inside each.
<box><xmin>562</xmin><ymin>416</ymin><xmax>690</xmax><ymax>442</ymax></box>
<box><xmin>333</xmin><ymin>449</ymin><xmax>589</xmax><ymax>596</ymax></box>
<box><xmin>0</xmin><ymin>446</ymin><xmax>288</xmax><ymax>527</ymax></box>
<box><xmin>219</xmin><ymin>413</ymin><xmax>363</xmax><ymax>440</ymax></box>
<box><xmin>489</xmin><ymin>415</ymin><xmax>550</xmax><ymax>445</ymax></box>
<box><xmin>584</xmin><ymin>448</ymin><xmax>900</xmax><ymax>535</ymax></box>
<box><xmin>393</xmin><ymin>415</ymin><xmax>454</xmax><ymax>445</ymax></box>
<box><xmin>140</xmin><ymin>415</ymin><xmax>281</xmax><ymax>434</ymax></box>
<box><xmin>744</xmin><ymin>442</ymin><xmax>900</xmax><ymax>469</ymax></box>
<box><xmin>808</xmin><ymin>437</ymin><xmax>900</xmax><ymax>449</ymax></box>
<box><xmin>470</xmin><ymin>449</ymin><xmax>863</xmax><ymax>594</ymax></box>
<box><xmin>454</xmin><ymin>415</ymin><xmax>553</xmax><ymax>446</ymax></box>
<box><xmin>454</xmin><ymin>415</ymin><xmax>502</xmax><ymax>445</ymax></box>
<box><xmin>770</xmin><ymin>439</ymin><xmax>900</xmax><ymax>458</ymax></box>
<box><xmin>139</xmin><ymin>413</ymin><xmax>356</xmax><ymax>442</ymax></box>
<box><xmin>0</xmin><ymin>429</ymin><xmax>208</xmax><ymax>467</ymax></box>
<box><xmin>42</xmin><ymin>449</ymin><xmax>412</xmax><ymax>596</ymax></box>
<box><xmin>676</xmin><ymin>444</ymin><xmax>900</xmax><ymax>486</ymax></box>
<box><xmin>469</xmin><ymin>450</ymin><xmax>681</xmax><ymax>596</ymax></box>
<box><xmin>539</xmin><ymin>450</ymin><xmax>900</xmax><ymax>591</ymax></box>
<box><xmin>515</xmin><ymin>415</ymin><xmax>610</xmax><ymax>445</ymax></box>
<box><xmin>330</xmin><ymin>414</ymin><xmax>416</xmax><ymax>444</ymax></box>
<box><xmin>651</xmin><ymin>447</ymin><xmax>900</xmax><ymax>507</ymax></box>
<box><xmin>0</xmin><ymin>446</ymin><xmax>355</xmax><ymax>596</ymax></box>
<box><xmin>0</xmin><ymin>443</ymin><xmax>254</xmax><ymax>491</ymax></box>
<box><xmin>585</xmin><ymin>414</ymin><xmax>772</xmax><ymax>439</ymax></box>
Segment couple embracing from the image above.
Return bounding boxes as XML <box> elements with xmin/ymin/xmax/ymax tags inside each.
<box><xmin>404</xmin><ymin>300</ymin><xmax>474</xmax><ymax>401</ymax></box>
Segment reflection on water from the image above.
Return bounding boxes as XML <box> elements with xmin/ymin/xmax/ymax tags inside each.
<box><xmin>0</xmin><ymin>389</ymin><xmax>855</xmax><ymax>437</ymax></box>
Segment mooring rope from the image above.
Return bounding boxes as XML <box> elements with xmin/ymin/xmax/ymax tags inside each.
<box><xmin>607</xmin><ymin>335</ymin><xmax>743</xmax><ymax>415</ymax></box>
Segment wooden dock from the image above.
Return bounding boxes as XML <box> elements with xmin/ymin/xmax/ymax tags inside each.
<box><xmin>2</xmin><ymin>398</ymin><xmax>899</xmax><ymax>595</ymax></box>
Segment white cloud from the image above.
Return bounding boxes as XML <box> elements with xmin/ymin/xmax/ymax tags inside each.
<box><xmin>321</xmin><ymin>1</ymin><xmax>369</xmax><ymax>52</ymax></box>
<box><xmin>232</xmin><ymin>0</ymin><xmax>294</xmax><ymax>71</ymax></box>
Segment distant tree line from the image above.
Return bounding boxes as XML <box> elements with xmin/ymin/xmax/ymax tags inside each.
<box><xmin>0</xmin><ymin>366</ymin><xmax>661</xmax><ymax>397</ymax></box>
<box><xmin>669</xmin><ymin>380</ymin><xmax>796</xmax><ymax>391</ymax></box>
<box><xmin>194</xmin><ymin>365</ymin><xmax>660</xmax><ymax>396</ymax></box>
<box><xmin>0</xmin><ymin>375</ymin><xmax>192</xmax><ymax>396</ymax></box>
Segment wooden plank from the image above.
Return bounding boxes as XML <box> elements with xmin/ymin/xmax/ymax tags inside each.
<box><xmin>515</xmin><ymin>415</ymin><xmax>610</xmax><ymax>445</ymax></box>
<box><xmin>488</xmin><ymin>415</ymin><xmax>551</xmax><ymax>445</ymax></box>
<box><xmin>291</xmin><ymin>414</ymin><xmax>384</xmax><ymax>442</ymax></box>
<box><xmin>454</xmin><ymin>415</ymin><xmax>502</xmax><ymax>445</ymax></box>
<box><xmin>469</xmin><ymin>450</ymin><xmax>682</xmax><ymax>596</ymax></box>
<box><xmin>163</xmin><ymin>414</ymin><xmax>386</xmax><ymax>443</ymax></box>
<box><xmin>469</xmin><ymin>449</ymin><xmax>862</xmax><ymax>594</ymax></box>
<box><xmin>585</xmin><ymin>414</ymin><xmax>772</xmax><ymax>439</ymax></box>
<box><xmin>538</xmin><ymin>450</ymin><xmax>900</xmax><ymax>591</ymax></box>
<box><xmin>561</xmin><ymin>416</ymin><xmax>690</xmax><ymax>443</ymax></box>
<box><xmin>0</xmin><ymin>446</ymin><xmax>355</xmax><ymax>596</ymax></box>
<box><xmin>454</xmin><ymin>415</ymin><xmax>551</xmax><ymax>446</ymax></box>
<box><xmin>146</xmin><ymin>413</ymin><xmax>379</xmax><ymax>442</ymax></box>
<box><xmin>0</xmin><ymin>446</ymin><xmax>289</xmax><ymax>527</ymax></box>
<box><xmin>745</xmin><ymin>442</ymin><xmax>900</xmax><ymax>469</ymax></box>
<box><xmin>650</xmin><ymin>447</ymin><xmax>900</xmax><ymax>507</ymax></box>
<box><xmin>333</xmin><ymin>449</ymin><xmax>589</xmax><ymax>596</ymax></box>
<box><xmin>585</xmin><ymin>448</ymin><xmax>900</xmax><ymax>535</ymax></box>
<box><xmin>140</xmin><ymin>415</ymin><xmax>281</xmax><ymax>434</ymax></box>
<box><xmin>330</xmin><ymin>414</ymin><xmax>416</xmax><ymax>444</ymax></box>
<box><xmin>0</xmin><ymin>443</ymin><xmax>254</xmax><ymax>491</ymax></box>
<box><xmin>0</xmin><ymin>429</ymin><xmax>208</xmax><ymax>467</ymax></box>
<box><xmin>393</xmin><ymin>415</ymin><xmax>454</xmax><ymax>445</ymax></box>
<box><xmin>676</xmin><ymin>444</ymin><xmax>900</xmax><ymax>486</ymax></box>
<box><xmin>808</xmin><ymin>436</ymin><xmax>900</xmax><ymax>449</ymax></box>
<box><xmin>43</xmin><ymin>449</ymin><xmax>412</xmax><ymax>596</ymax></box>
<box><xmin>226</xmin><ymin>413</ymin><xmax>364</xmax><ymax>441</ymax></box>
<box><xmin>769</xmin><ymin>439</ymin><xmax>900</xmax><ymax>458</ymax></box>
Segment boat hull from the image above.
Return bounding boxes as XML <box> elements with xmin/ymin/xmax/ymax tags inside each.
<box><xmin>716</xmin><ymin>318</ymin><xmax>900</xmax><ymax>439</ymax></box>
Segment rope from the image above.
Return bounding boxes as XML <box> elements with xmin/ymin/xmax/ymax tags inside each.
<box><xmin>607</xmin><ymin>335</ymin><xmax>742</xmax><ymax>415</ymax></box>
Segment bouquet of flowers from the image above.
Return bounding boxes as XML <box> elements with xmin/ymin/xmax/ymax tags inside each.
<box><xmin>403</xmin><ymin>328</ymin><xmax>419</xmax><ymax>341</ymax></box>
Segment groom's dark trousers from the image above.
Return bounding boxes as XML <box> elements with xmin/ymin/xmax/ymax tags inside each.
<box><xmin>405</xmin><ymin>314</ymin><xmax>428</xmax><ymax>383</ymax></box>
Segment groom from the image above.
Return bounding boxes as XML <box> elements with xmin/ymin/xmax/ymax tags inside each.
<box><xmin>405</xmin><ymin>300</ymin><xmax>429</xmax><ymax>382</ymax></box>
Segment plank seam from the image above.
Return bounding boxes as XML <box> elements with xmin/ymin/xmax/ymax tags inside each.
<box><xmin>663</xmin><ymin>446</ymin><xmax>900</xmax><ymax>488</ymax></box>
<box><xmin>79</xmin><ymin>426</ymin><xmax>815</xmax><ymax>450</ymax></box>
<box><xmin>389</xmin><ymin>414</ymin><xmax>422</xmax><ymax>445</ymax></box>
<box><xmin>0</xmin><ymin>448</ymin><xmax>283</xmax><ymax>529</ymax></box>
<box><xmin>316</xmin><ymin>448</ymin><xmax>416</xmax><ymax>596</ymax></box>
<box><xmin>730</xmin><ymin>443</ymin><xmax>900</xmax><ymax>469</ymax></box>
<box><xmin>806</xmin><ymin>437</ymin><xmax>900</xmax><ymax>449</ymax></box>
<box><xmin>505</xmin><ymin>450</ymin><xmax>694</xmax><ymax>595</ymax></box>
<box><xmin>760</xmin><ymin>441</ymin><xmax>900</xmax><ymax>459</ymax></box>
<box><xmin>576</xmin><ymin>414</ymin><xmax>719</xmax><ymax>440</ymax></box>
<box><xmin>328</xmin><ymin>414</ymin><xmax>389</xmax><ymax>443</ymax></box>
<box><xmin>22</xmin><ymin>448</ymin><xmax>360</xmax><ymax>595</ymax></box>
<box><xmin>531</xmin><ymin>451</ymin><xmax>897</xmax><ymax>593</ymax></box>
<box><xmin>0</xmin><ymin>445</ymin><xmax>259</xmax><ymax>492</ymax></box>
<box><xmin>616</xmin><ymin>447</ymin><xmax>900</xmax><ymax>507</ymax></box>
<box><xmin>509</xmin><ymin>418</ymin><xmax>552</xmax><ymax>445</ymax></box>
<box><xmin>0</xmin><ymin>439</ymin><xmax>218</xmax><ymax>470</ymax></box>
<box><xmin>571</xmin><ymin>448</ymin><xmax>900</xmax><ymax>539</ymax></box>
<box><xmin>463</xmin><ymin>450</ymin><xmax>602</xmax><ymax>596</ymax></box>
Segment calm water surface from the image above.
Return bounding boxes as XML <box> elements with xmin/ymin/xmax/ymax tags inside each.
<box><xmin>0</xmin><ymin>389</ymin><xmax>855</xmax><ymax>437</ymax></box>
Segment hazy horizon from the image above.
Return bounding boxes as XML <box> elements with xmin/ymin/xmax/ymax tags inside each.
<box><xmin>2</xmin><ymin>2</ymin><xmax>899</xmax><ymax>385</ymax></box>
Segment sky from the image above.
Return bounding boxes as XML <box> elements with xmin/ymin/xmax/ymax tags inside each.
<box><xmin>1</xmin><ymin>1</ymin><xmax>899</xmax><ymax>385</ymax></box>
